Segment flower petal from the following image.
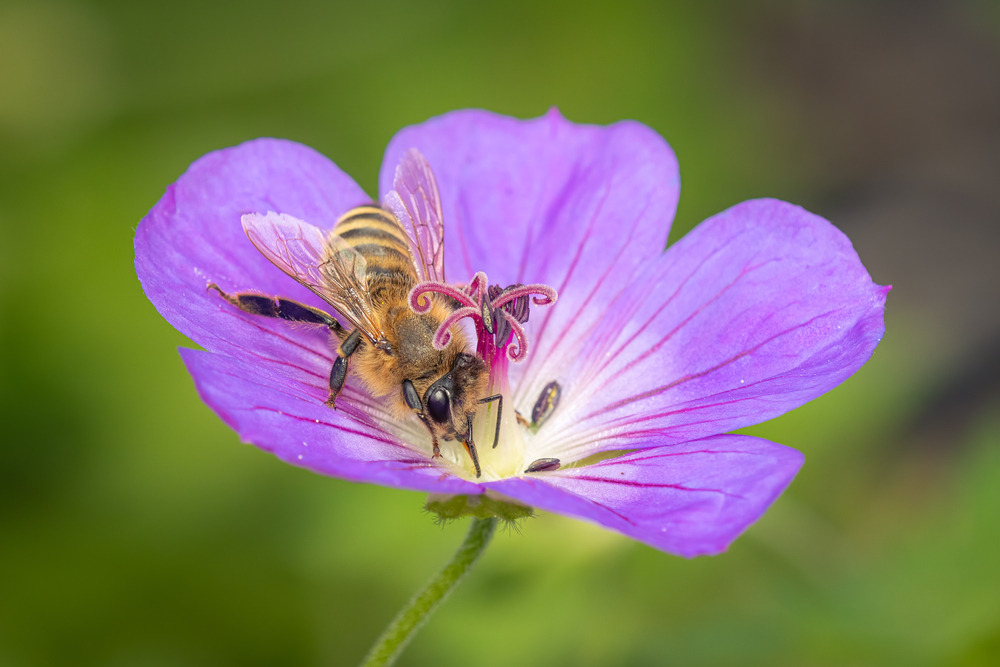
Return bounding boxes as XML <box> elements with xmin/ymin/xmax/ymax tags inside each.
<box><xmin>488</xmin><ymin>435</ymin><xmax>804</xmax><ymax>557</ymax></box>
<box><xmin>380</xmin><ymin>109</ymin><xmax>681</xmax><ymax>392</ymax></box>
<box><xmin>180</xmin><ymin>348</ymin><xmax>483</xmax><ymax>495</ymax></box>
<box><xmin>135</xmin><ymin>138</ymin><xmax>369</xmax><ymax>364</ymax></box>
<box><xmin>523</xmin><ymin>199</ymin><xmax>889</xmax><ymax>461</ymax></box>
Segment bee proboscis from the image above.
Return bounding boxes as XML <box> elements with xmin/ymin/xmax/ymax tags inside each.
<box><xmin>208</xmin><ymin>149</ymin><xmax>499</xmax><ymax>477</ymax></box>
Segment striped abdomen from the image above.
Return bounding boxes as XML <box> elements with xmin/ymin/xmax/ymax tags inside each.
<box><xmin>334</xmin><ymin>205</ymin><xmax>417</xmax><ymax>296</ymax></box>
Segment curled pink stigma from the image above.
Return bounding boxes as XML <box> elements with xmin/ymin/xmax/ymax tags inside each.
<box><xmin>491</xmin><ymin>282</ymin><xmax>557</xmax><ymax>309</ymax></box>
<box><xmin>498</xmin><ymin>310</ymin><xmax>529</xmax><ymax>361</ymax></box>
<box><xmin>408</xmin><ymin>273</ymin><xmax>557</xmax><ymax>362</ymax></box>
<box><xmin>409</xmin><ymin>279</ymin><xmax>477</xmax><ymax>312</ymax></box>
<box><xmin>429</xmin><ymin>306</ymin><xmax>479</xmax><ymax>349</ymax></box>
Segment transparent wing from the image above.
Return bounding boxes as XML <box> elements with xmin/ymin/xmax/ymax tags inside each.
<box><xmin>382</xmin><ymin>148</ymin><xmax>445</xmax><ymax>283</ymax></box>
<box><xmin>241</xmin><ymin>212</ymin><xmax>384</xmax><ymax>344</ymax></box>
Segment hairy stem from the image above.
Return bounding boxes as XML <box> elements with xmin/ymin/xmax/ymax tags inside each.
<box><xmin>359</xmin><ymin>517</ymin><xmax>498</xmax><ymax>667</ymax></box>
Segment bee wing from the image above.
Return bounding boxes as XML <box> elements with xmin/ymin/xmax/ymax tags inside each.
<box><xmin>382</xmin><ymin>148</ymin><xmax>446</xmax><ymax>283</ymax></box>
<box><xmin>241</xmin><ymin>212</ymin><xmax>384</xmax><ymax>344</ymax></box>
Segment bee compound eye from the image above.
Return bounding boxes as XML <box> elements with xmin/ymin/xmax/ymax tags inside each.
<box><xmin>427</xmin><ymin>388</ymin><xmax>451</xmax><ymax>424</ymax></box>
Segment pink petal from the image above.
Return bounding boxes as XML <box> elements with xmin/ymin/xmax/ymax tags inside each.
<box><xmin>519</xmin><ymin>198</ymin><xmax>888</xmax><ymax>461</ymax></box>
<box><xmin>135</xmin><ymin>138</ymin><xmax>369</xmax><ymax>365</ymax></box>
<box><xmin>380</xmin><ymin>108</ymin><xmax>681</xmax><ymax>390</ymax></box>
<box><xmin>181</xmin><ymin>348</ymin><xmax>482</xmax><ymax>495</ymax></box>
<box><xmin>488</xmin><ymin>435</ymin><xmax>804</xmax><ymax>557</ymax></box>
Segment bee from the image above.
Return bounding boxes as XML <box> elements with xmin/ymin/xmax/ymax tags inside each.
<box><xmin>208</xmin><ymin>149</ymin><xmax>499</xmax><ymax>477</ymax></box>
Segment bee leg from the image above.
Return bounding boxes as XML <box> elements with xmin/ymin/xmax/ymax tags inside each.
<box><xmin>402</xmin><ymin>378</ymin><xmax>423</xmax><ymax>412</ymax></box>
<box><xmin>326</xmin><ymin>360</ymin><xmax>348</xmax><ymax>408</ymax></box>
<box><xmin>463</xmin><ymin>419</ymin><xmax>482</xmax><ymax>478</ymax></box>
<box><xmin>207</xmin><ymin>284</ymin><xmax>337</xmax><ymax>327</ymax></box>
<box><xmin>402</xmin><ymin>379</ymin><xmax>441</xmax><ymax>459</ymax></box>
<box><xmin>429</xmin><ymin>431</ymin><xmax>441</xmax><ymax>459</ymax></box>
<box><xmin>515</xmin><ymin>411</ymin><xmax>530</xmax><ymax>428</ymax></box>
<box><xmin>326</xmin><ymin>329</ymin><xmax>362</xmax><ymax>408</ymax></box>
<box><xmin>208</xmin><ymin>285</ymin><xmax>359</xmax><ymax>410</ymax></box>
<box><xmin>478</xmin><ymin>394</ymin><xmax>503</xmax><ymax>449</ymax></box>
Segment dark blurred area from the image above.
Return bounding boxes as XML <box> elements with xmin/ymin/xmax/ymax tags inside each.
<box><xmin>1</xmin><ymin>1</ymin><xmax>998</xmax><ymax>665</ymax></box>
<box><xmin>751</xmin><ymin>2</ymin><xmax>1000</xmax><ymax>448</ymax></box>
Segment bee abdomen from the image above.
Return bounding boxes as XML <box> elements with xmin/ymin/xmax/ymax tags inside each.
<box><xmin>334</xmin><ymin>206</ymin><xmax>415</xmax><ymax>283</ymax></box>
<box><xmin>351</xmin><ymin>243</ymin><xmax>410</xmax><ymax>265</ymax></box>
<box><xmin>335</xmin><ymin>206</ymin><xmax>409</xmax><ymax>251</ymax></box>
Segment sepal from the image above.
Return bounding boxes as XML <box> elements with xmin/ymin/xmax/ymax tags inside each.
<box><xmin>426</xmin><ymin>493</ymin><xmax>533</xmax><ymax>525</ymax></box>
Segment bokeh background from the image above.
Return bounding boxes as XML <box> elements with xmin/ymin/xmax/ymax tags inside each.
<box><xmin>2</xmin><ymin>1</ymin><xmax>999</xmax><ymax>665</ymax></box>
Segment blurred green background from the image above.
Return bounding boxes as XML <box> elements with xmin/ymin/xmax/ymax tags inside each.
<box><xmin>2</xmin><ymin>1</ymin><xmax>999</xmax><ymax>665</ymax></box>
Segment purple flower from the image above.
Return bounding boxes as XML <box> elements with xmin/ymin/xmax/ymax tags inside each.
<box><xmin>135</xmin><ymin>109</ymin><xmax>888</xmax><ymax>557</ymax></box>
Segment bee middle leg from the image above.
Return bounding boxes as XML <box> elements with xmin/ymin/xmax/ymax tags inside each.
<box><xmin>326</xmin><ymin>329</ymin><xmax>362</xmax><ymax>408</ymax></box>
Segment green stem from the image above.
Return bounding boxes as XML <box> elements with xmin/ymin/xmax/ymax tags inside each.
<box><xmin>359</xmin><ymin>517</ymin><xmax>498</xmax><ymax>667</ymax></box>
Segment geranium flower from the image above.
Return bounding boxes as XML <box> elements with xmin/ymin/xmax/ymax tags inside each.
<box><xmin>135</xmin><ymin>109</ymin><xmax>887</xmax><ymax>557</ymax></box>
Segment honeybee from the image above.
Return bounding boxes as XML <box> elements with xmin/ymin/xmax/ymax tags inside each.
<box><xmin>208</xmin><ymin>149</ymin><xmax>499</xmax><ymax>477</ymax></box>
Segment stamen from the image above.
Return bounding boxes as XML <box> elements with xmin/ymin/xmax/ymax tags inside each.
<box><xmin>525</xmin><ymin>457</ymin><xmax>561</xmax><ymax>473</ymax></box>
<box><xmin>530</xmin><ymin>381</ymin><xmax>561</xmax><ymax>428</ymax></box>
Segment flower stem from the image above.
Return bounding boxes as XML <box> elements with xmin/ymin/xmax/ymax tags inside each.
<box><xmin>359</xmin><ymin>517</ymin><xmax>498</xmax><ymax>667</ymax></box>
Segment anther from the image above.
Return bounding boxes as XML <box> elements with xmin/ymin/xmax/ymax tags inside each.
<box><xmin>525</xmin><ymin>458</ymin><xmax>561</xmax><ymax>473</ymax></box>
<box><xmin>531</xmin><ymin>381</ymin><xmax>561</xmax><ymax>428</ymax></box>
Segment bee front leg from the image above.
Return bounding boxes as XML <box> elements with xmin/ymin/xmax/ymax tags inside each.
<box><xmin>478</xmin><ymin>394</ymin><xmax>502</xmax><ymax>449</ymax></box>
<box><xmin>402</xmin><ymin>379</ymin><xmax>440</xmax><ymax>458</ymax></box>
<box><xmin>463</xmin><ymin>418</ymin><xmax>482</xmax><ymax>478</ymax></box>
<box><xmin>327</xmin><ymin>329</ymin><xmax>362</xmax><ymax>408</ymax></box>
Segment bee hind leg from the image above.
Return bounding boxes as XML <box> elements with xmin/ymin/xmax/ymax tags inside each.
<box><xmin>207</xmin><ymin>283</ymin><xmax>339</xmax><ymax>328</ymax></box>
<box><xmin>207</xmin><ymin>285</ymin><xmax>356</xmax><ymax>409</ymax></box>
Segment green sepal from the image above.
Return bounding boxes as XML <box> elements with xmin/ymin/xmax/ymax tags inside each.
<box><xmin>426</xmin><ymin>493</ymin><xmax>533</xmax><ymax>524</ymax></box>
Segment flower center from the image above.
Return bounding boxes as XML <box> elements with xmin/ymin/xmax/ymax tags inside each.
<box><xmin>410</xmin><ymin>272</ymin><xmax>557</xmax><ymax>480</ymax></box>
